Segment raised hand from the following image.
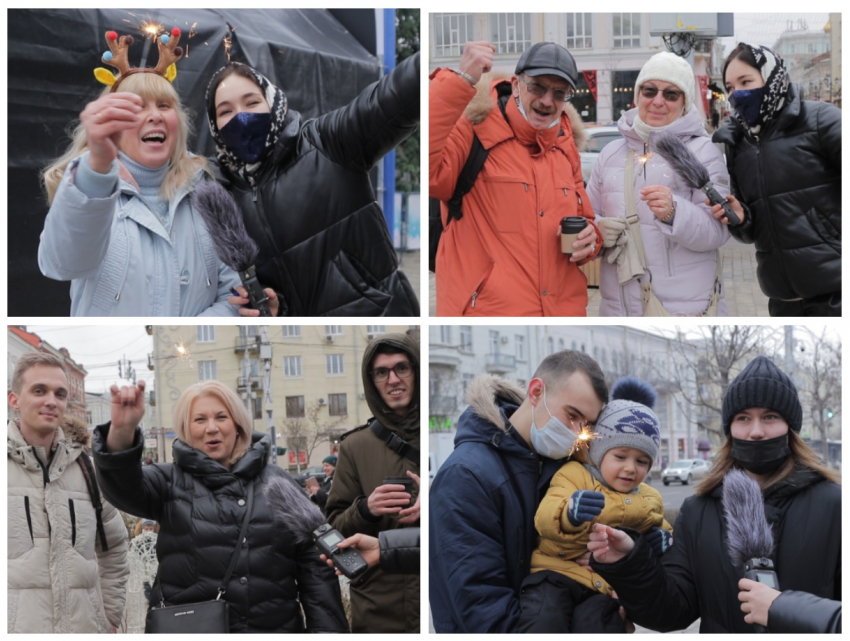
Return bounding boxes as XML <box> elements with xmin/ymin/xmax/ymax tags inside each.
<box><xmin>458</xmin><ymin>41</ymin><xmax>497</xmax><ymax>85</ymax></box>
<box><xmin>80</xmin><ymin>92</ymin><xmax>144</xmax><ymax>173</ymax></box>
<box><xmin>107</xmin><ymin>380</ymin><xmax>146</xmax><ymax>452</ymax></box>
<box><xmin>587</xmin><ymin>523</ymin><xmax>635</xmax><ymax>564</ymax></box>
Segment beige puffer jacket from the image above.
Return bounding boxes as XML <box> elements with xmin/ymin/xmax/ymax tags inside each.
<box><xmin>7</xmin><ymin>419</ymin><xmax>129</xmax><ymax>633</ymax></box>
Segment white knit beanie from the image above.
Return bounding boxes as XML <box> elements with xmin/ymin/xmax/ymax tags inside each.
<box><xmin>634</xmin><ymin>51</ymin><xmax>695</xmax><ymax>113</ymax></box>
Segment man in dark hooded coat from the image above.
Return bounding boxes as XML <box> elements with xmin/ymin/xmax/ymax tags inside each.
<box><xmin>325</xmin><ymin>333</ymin><xmax>420</xmax><ymax>633</ymax></box>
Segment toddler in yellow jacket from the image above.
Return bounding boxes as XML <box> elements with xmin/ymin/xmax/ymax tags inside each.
<box><xmin>518</xmin><ymin>377</ymin><xmax>673</xmax><ymax>633</ymax></box>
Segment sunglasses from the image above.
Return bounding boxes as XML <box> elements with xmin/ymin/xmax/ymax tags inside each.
<box><xmin>639</xmin><ymin>85</ymin><xmax>684</xmax><ymax>102</ymax></box>
<box><xmin>518</xmin><ymin>75</ymin><xmax>574</xmax><ymax>103</ymax></box>
<box><xmin>371</xmin><ymin>361</ymin><xmax>413</xmax><ymax>383</ymax></box>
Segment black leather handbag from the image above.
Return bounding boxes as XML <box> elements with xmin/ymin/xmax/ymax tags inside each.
<box><xmin>145</xmin><ymin>486</ymin><xmax>254</xmax><ymax>633</ymax></box>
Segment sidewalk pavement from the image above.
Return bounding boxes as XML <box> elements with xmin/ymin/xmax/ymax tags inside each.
<box><xmin>398</xmin><ymin>249</ymin><xmax>421</xmax><ymax>310</ymax></box>
<box><xmin>428</xmin><ymin>238</ymin><xmax>768</xmax><ymax>317</ymax></box>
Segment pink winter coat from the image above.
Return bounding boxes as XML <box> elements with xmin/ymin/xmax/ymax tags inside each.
<box><xmin>587</xmin><ymin>108</ymin><xmax>731</xmax><ymax>316</ymax></box>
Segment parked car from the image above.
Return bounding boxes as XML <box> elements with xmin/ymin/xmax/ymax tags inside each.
<box><xmin>580</xmin><ymin>126</ymin><xmax>623</xmax><ymax>183</ymax></box>
<box><xmin>662</xmin><ymin>458</ymin><xmax>711</xmax><ymax>486</ymax></box>
<box><xmin>293</xmin><ymin>465</ymin><xmax>326</xmax><ymax>488</ymax></box>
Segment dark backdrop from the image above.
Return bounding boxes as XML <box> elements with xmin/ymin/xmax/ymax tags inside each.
<box><xmin>8</xmin><ymin>8</ymin><xmax>380</xmax><ymax>316</ymax></box>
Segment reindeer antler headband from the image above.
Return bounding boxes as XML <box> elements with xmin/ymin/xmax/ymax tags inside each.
<box><xmin>94</xmin><ymin>28</ymin><xmax>183</xmax><ymax>92</ymax></box>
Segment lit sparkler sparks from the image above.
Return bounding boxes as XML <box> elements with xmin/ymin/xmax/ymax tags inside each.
<box><xmin>569</xmin><ymin>425</ymin><xmax>597</xmax><ymax>457</ymax></box>
<box><xmin>223</xmin><ymin>35</ymin><xmax>233</xmax><ymax>61</ymax></box>
<box><xmin>637</xmin><ymin>151</ymin><xmax>653</xmax><ymax>165</ymax></box>
<box><xmin>173</xmin><ymin>341</ymin><xmax>191</xmax><ymax>360</ymax></box>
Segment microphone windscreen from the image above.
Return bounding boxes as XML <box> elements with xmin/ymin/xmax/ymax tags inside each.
<box><xmin>653</xmin><ymin>131</ymin><xmax>711</xmax><ymax>190</ymax></box>
<box><xmin>722</xmin><ymin>469</ymin><xmax>774</xmax><ymax>566</ymax></box>
<box><xmin>191</xmin><ymin>179</ymin><xmax>259</xmax><ymax>271</ymax></box>
<box><xmin>264</xmin><ymin>475</ymin><xmax>327</xmax><ymax>544</ymax></box>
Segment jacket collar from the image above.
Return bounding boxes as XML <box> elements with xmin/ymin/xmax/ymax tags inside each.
<box><xmin>173</xmin><ymin>431</ymin><xmax>270</xmax><ymax>488</ymax></box>
<box><xmin>7</xmin><ymin>418</ymin><xmax>82</xmax><ymax>478</ymax></box>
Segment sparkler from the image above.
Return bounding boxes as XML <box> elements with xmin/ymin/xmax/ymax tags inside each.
<box><xmin>569</xmin><ymin>425</ymin><xmax>597</xmax><ymax>457</ymax></box>
<box><xmin>223</xmin><ymin>35</ymin><xmax>233</xmax><ymax>61</ymax></box>
<box><xmin>137</xmin><ymin>19</ymin><xmax>164</xmax><ymax>68</ymax></box>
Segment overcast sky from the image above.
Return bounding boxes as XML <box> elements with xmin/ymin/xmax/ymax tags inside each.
<box><xmin>27</xmin><ymin>325</ymin><xmax>153</xmax><ymax>395</ymax></box>
<box><xmin>722</xmin><ymin>13</ymin><xmax>830</xmax><ymax>52</ymax></box>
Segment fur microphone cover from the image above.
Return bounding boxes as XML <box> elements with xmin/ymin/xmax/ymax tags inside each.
<box><xmin>722</xmin><ymin>469</ymin><xmax>774</xmax><ymax>566</ymax></box>
<box><xmin>191</xmin><ymin>179</ymin><xmax>259</xmax><ymax>271</ymax></box>
<box><xmin>264</xmin><ymin>476</ymin><xmax>326</xmax><ymax>544</ymax></box>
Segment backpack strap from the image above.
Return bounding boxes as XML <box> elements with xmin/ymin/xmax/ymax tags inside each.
<box><xmin>446</xmin><ymin>132</ymin><xmax>489</xmax><ymax>224</ymax></box>
<box><xmin>77</xmin><ymin>451</ymin><xmax>109</xmax><ymax>551</ymax></box>
<box><xmin>370</xmin><ymin>421</ymin><xmax>420</xmax><ymax>463</ymax></box>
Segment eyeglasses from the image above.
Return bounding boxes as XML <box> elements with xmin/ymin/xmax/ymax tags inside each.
<box><xmin>371</xmin><ymin>361</ymin><xmax>413</xmax><ymax>382</ymax></box>
<box><xmin>639</xmin><ymin>85</ymin><xmax>685</xmax><ymax>103</ymax></box>
<box><xmin>518</xmin><ymin>75</ymin><xmax>574</xmax><ymax>103</ymax></box>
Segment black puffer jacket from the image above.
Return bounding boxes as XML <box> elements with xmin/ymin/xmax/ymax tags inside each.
<box><xmin>216</xmin><ymin>53</ymin><xmax>420</xmax><ymax>317</ymax></box>
<box><xmin>92</xmin><ymin>425</ymin><xmax>348</xmax><ymax>633</ymax></box>
<box><xmin>379</xmin><ymin>528</ymin><xmax>420</xmax><ymax>575</ymax></box>
<box><xmin>713</xmin><ymin>83</ymin><xmax>841</xmax><ymax>301</ymax></box>
<box><xmin>591</xmin><ymin>467</ymin><xmax>841</xmax><ymax>633</ymax></box>
<box><xmin>768</xmin><ymin>590</ymin><xmax>841</xmax><ymax>633</ymax></box>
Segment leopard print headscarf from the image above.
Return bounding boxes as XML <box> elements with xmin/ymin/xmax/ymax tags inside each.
<box><xmin>734</xmin><ymin>43</ymin><xmax>789</xmax><ymax>136</ymax></box>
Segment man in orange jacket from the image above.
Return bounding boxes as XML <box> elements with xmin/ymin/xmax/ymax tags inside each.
<box><xmin>430</xmin><ymin>41</ymin><xmax>602</xmax><ymax>316</ymax></box>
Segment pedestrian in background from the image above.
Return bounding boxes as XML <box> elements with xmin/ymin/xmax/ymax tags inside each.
<box><xmin>92</xmin><ymin>379</ymin><xmax>348</xmax><ymax>633</ymax></box>
<box><xmin>589</xmin><ymin>51</ymin><xmax>730</xmax><ymax>317</ymax></box>
<box><xmin>588</xmin><ymin>356</ymin><xmax>841</xmax><ymax>633</ymax></box>
<box><xmin>306</xmin><ymin>454</ymin><xmax>337</xmax><ymax>512</ymax></box>
<box><xmin>712</xmin><ymin>43</ymin><xmax>841</xmax><ymax>316</ymax></box>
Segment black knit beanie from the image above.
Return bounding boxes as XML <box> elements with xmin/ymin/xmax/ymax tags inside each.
<box><xmin>722</xmin><ymin>356</ymin><xmax>802</xmax><ymax>435</ymax></box>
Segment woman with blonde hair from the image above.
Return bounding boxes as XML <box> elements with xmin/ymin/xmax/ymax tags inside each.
<box><xmin>38</xmin><ymin>39</ymin><xmax>246</xmax><ymax>316</ymax></box>
<box><xmin>92</xmin><ymin>379</ymin><xmax>348</xmax><ymax>633</ymax></box>
<box><xmin>587</xmin><ymin>356</ymin><xmax>840</xmax><ymax>633</ymax></box>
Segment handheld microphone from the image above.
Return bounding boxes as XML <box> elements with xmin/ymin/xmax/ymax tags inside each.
<box><xmin>653</xmin><ymin>131</ymin><xmax>741</xmax><ymax>226</ymax></box>
<box><xmin>191</xmin><ymin>180</ymin><xmax>274</xmax><ymax>316</ymax></box>
<box><xmin>265</xmin><ymin>476</ymin><xmax>368</xmax><ymax>578</ymax></box>
<box><xmin>722</xmin><ymin>469</ymin><xmax>778</xmax><ymax>633</ymax></box>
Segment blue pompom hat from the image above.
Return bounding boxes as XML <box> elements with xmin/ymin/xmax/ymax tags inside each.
<box><xmin>589</xmin><ymin>376</ymin><xmax>660</xmax><ymax>468</ymax></box>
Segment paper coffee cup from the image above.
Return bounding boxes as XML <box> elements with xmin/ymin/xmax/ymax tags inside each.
<box><xmin>383</xmin><ymin>476</ymin><xmax>415</xmax><ymax>509</ymax></box>
<box><xmin>560</xmin><ymin>217</ymin><xmax>588</xmax><ymax>254</ymax></box>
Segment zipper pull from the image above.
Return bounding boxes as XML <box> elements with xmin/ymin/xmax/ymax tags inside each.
<box><xmin>577</xmin><ymin>194</ymin><xmax>582</xmax><ymax>205</ymax></box>
<box><xmin>524</xmin><ymin>183</ymin><xmax>528</xmax><ymax>192</ymax></box>
<box><xmin>563</xmin><ymin>188</ymin><xmax>568</xmax><ymax>196</ymax></box>
<box><xmin>471</xmin><ymin>291</ymin><xmax>479</xmax><ymax>308</ymax></box>
<box><xmin>252</xmin><ymin>187</ymin><xmax>258</xmax><ymax>203</ymax></box>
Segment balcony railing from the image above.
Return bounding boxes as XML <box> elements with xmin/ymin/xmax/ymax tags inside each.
<box><xmin>486</xmin><ymin>352</ymin><xmax>516</xmax><ymax>373</ymax></box>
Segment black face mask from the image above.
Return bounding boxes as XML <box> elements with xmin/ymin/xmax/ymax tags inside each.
<box><xmin>730</xmin><ymin>434</ymin><xmax>790</xmax><ymax>475</ymax></box>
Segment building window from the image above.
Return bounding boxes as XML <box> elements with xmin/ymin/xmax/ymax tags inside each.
<box><xmin>282</xmin><ymin>326</ymin><xmax>301</xmax><ymax>337</ymax></box>
<box><xmin>329</xmin><ymin>393</ymin><xmax>348</xmax><ymax>416</ymax></box>
<box><xmin>489</xmin><ymin>330</ymin><xmax>500</xmax><ymax>354</ymax></box>
<box><xmin>286</xmin><ymin>395</ymin><xmax>305</xmax><ymax>418</ymax></box>
<box><xmin>547</xmin><ymin>336</ymin><xmax>554</xmax><ymax>355</ymax></box>
<box><xmin>613</xmin><ymin>13</ymin><xmax>641</xmax><ymax>48</ymax></box>
<box><xmin>252</xmin><ymin>396</ymin><xmax>262</xmax><ymax>420</ymax></box>
<box><xmin>326</xmin><ymin>354</ymin><xmax>345</xmax><ymax>375</ymax></box>
<box><xmin>325</xmin><ymin>326</ymin><xmax>343</xmax><ymax>338</ymax></box>
<box><xmin>198</xmin><ymin>360</ymin><xmax>217</xmax><ymax>381</ymax></box>
<box><xmin>284</xmin><ymin>356</ymin><xmax>302</xmax><ymax>378</ymax></box>
<box><xmin>433</xmin><ymin>13</ymin><xmax>475</xmax><ymax>58</ymax></box>
<box><xmin>367</xmin><ymin>325</ymin><xmax>385</xmax><ymax>336</ymax></box>
<box><xmin>516</xmin><ymin>335</ymin><xmax>526</xmax><ymax>361</ymax></box>
<box><xmin>460</xmin><ymin>326</ymin><xmax>473</xmax><ymax>351</ymax></box>
<box><xmin>489</xmin><ymin>13</ymin><xmax>532</xmax><ymax>54</ymax></box>
<box><xmin>197</xmin><ymin>326</ymin><xmax>215</xmax><ymax>343</ymax></box>
<box><xmin>440</xmin><ymin>326</ymin><xmax>452</xmax><ymax>344</ymax></box>
<box><xmin>565</xmin><ymin>13</ymin><xmax>593</xmax><ymax>49</ymax></box>
<box><xmin>558</xmin><ymin>338</ymin><xmax>565</xmax><ymax>351</ymax></box>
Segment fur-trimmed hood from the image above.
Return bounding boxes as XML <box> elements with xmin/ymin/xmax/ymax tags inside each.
<box><xmin>463</xmin><ymin>72</ymin><xmax>588</xmax><ymax>151</ymax></box>
<box><xmin>465</xmin><ymin>374</ymin><xmax>525</xmax><ymax>433</ymax></box>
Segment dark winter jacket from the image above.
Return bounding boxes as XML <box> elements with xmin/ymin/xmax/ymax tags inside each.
<box><xmin>310</xmin><ymin>472</ymin><xmax>333</xmax><ymax>511</ymax></box>
<box><xmin>713</xmin><ymin>83</ymin><xmax>841</xmax><ymax>302</ymax></box>
<box><xmin>429</xmin><ymin>375</ymin><xmax>567</xmax><ymax>633</ymax></box>
<box><xmin>91</xmin><ymin>425</ymin><xmax>348</xmax><ymax>634</ymax></box>
<box><xmin>379</xmin><ymin>527</ymin><xmax>420</xmax><ymax>575</ymax></box>
<box><xmin>591</xmin><ymin>466</ymin><xmax>841</xmax><ymax>633</ymax></box>
<box><xmin>215</xmin><ymin>53</ymin><xmax>420</xmax><ymax>317</ymax></box>
<box><xmin>768</xmin><ymin>590</ymin><xmax>841</xmax><ymax>633</ymax></box>
<box><xmin>325</xmin><ymin>334</ymin><xmax>420</xmax><ymax>633</ymax></box>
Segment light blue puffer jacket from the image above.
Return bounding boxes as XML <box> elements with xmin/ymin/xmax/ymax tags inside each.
<box><xmin>588</xmin><ymin>107</ymin><xmax>731</xmax><ymax>316</ymax></box>
<box><xmin>39</xmin><ymin>155</ymin><xmax>240</xmax><ymax>316</ymax></box>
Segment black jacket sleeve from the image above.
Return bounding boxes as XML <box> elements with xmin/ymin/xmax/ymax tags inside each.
<box><xmin>294</xmin><ymin>539</ymin><xmax>350</xmax><ymax>632</ymax></box>
<box><xmin>309</xmin><ymin>52</ymin><xmax>420</xmax><ymax>173</ymax></box>
<box><xmin>379</xmin><ymin>527</ymin><xmax>420</xmax><ymax>574</ymax></box>
<box><xmin>768</xmin><ymin>591</ymin><xmax>841</xmax><ymax>633</ymax></box>
<box><xmin>591</xmin><ymin>519</ymin><xmax>701</xmax><ymax>632</ymax></box>
<box><xmin>91</xmin><ymin>422</ymin><xmax>170</xmax><ymax>521</ymax></box>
